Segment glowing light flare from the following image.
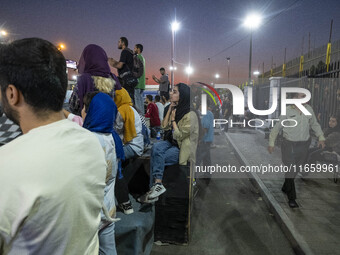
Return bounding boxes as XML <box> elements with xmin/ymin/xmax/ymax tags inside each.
<box><xmin>185</xmin><ymin>66</ymin><xmax>193</xmax><ymax>75</ymax></box>
<box><xmin>58</xmin><ymin>43</ymin><xmax>66</xmax><ymax>51</ymax></box>
<box><xmin>243</xmin><ymin>14</ymin><xmax>262</xmax><ymax>29</ymax></box>
<box><xmin>171</xmin><ymin>21</ymin><xmax>180</xmax><ymax>32</ymax></box>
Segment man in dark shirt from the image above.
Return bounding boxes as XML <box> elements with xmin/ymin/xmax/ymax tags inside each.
<box><xmin>109</xmin><ymin>37</ymin><xmax>135</xmax><ymax>102</ymax></box>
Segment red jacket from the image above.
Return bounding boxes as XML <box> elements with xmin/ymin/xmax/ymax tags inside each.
<box><xmin>145</xmin><ymin>103</ymin><xmax>161</xmax><ymax>127</ymax></box>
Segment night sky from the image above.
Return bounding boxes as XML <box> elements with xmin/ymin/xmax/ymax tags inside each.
<box><xmin>1</xmin><ymin>0</ymin><xmax>340</xmax><ymax>85</ymax></box>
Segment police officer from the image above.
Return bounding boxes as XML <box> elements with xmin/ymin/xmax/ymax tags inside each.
<box><xmin>268</xmin><ymin>93</ymin><xmax>325</xmax><ymax>208</ymax></box>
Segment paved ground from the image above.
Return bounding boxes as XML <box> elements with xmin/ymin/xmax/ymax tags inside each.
<box><xmin>151</xmin><ymin>130</ymin><xmax>295</xmax><ymax>255</ymax></box>
<box><xmin>227</xmin><ymin>128</ymin><xmax>340</xmax><ymax>255</ymax></box>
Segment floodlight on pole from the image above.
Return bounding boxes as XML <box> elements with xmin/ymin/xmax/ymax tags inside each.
<box><xmin>243</xmin><ymin>14</ymin><xmax>262</xmax><ymax>29</ymax></box>
<box><xmin>185</xmin><ymin>66</ymin><xmax>193</xmax><ymax>75</ymax></box>
<box><xmin>171</xmin><ymin>21</ymin><xmax>180</xmax><ymax>32</ymax></box>
<box><xmin>170</xmin><ymin>20</ymin><xmax>180</xmax><ymax>90</ymax></box>
<box><xmin>244</xmin><ymin>13</ymin><xmax>262</xmax><ymax>86</ymax></box>
<box><xmin>58</xmin><ymin>43</ymin><xmax>66</xmax><ymax>51</ymax></box>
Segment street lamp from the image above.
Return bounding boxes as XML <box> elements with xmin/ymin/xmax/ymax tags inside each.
<box><xmin>57</xmin><ymin>43</ymin><xmax>66</xmax><ymax>51</ymax></box>
<box><xmin>171</xmin><ymin>20</ymin><xmax>180</xmax><ymax>90</ymax></box>
<box><xmin>244</xmin><ymin>13</ymin><xmax>262</xmax><ymax>86</ymax></box>
<box><xmin>215</xmin><ymin>73</ymin><xmax>220</xmax><ymax>79</ymax></box>
<box><xmin>253</xmin><ymin>71</ymin><xmax>260</xmax><ymax>76</ymax></box>
<box><xmin>0</xmin><ymin>30</ymin><xmax>9</xmax><ymax>44</ymax></box>
<box><xmin>185</xmin><ymin>66</ymin><xmax>193</xmax><ymax>75</ymax></box>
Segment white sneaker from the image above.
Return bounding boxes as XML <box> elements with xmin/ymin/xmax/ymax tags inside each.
<box><xmin>137</xmin><ymin>193</ymin><xmax>159</xmax><ymax>204</ymax></box>
<box><xmin>148</xmin><ymin>183</ymin><xmax>166</xmax><ymax>199</ymax></box>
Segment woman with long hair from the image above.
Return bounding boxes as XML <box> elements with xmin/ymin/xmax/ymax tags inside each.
<box><xmin>140</xmin><ymin>83</ymin><xmax>199</xmax><ymax>202</ymax></box>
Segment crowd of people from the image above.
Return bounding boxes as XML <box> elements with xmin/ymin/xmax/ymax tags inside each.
<box><xmin>2</xmin><ymin>36</ymin><xmax>337</xmax><ymax>255</ymax></box>
<box><xmin>0</xmin><ymin>37</ymin><xmax>204</xmax><ymax>254</ymax></box>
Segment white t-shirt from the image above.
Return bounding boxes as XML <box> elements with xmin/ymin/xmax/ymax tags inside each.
<box><xmin>155</xmin><ymin>102</ymin><xmax>164</xmax><ymax>122</ymax></box>
<box><xmin>0</xmin><ymin>119</ymin><xmax>107</xmax><ymax>255</ymax></box>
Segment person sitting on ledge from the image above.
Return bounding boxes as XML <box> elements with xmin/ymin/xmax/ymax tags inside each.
<box><xmin>139</xmin><ymin>83</ymin><xmax>199</xmax><ymax>203</ymax></box>
<box><xmin>145</xmin><ymin>94</ymin><xmax>160</xmax><ymax>137</ymax></box>
<box><xmin>114</xmin><ymin>87</ymin><xmax>144</xmax><ymax>214</ymax></box>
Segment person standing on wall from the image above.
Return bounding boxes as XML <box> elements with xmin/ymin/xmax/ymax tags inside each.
<box><xmin>109</xmin><ymin>37</ymin><xmax>136</xmax><ymax>103</ymax></box>
<box><xmin>152</xmin><ymin>67</ymin><xmax>169</xmax><ymax>99</ymax></box>
<box><xmin>134</xmin><ymin>44</ymin><xmax>145</xmax><ymax>114</ymax></box>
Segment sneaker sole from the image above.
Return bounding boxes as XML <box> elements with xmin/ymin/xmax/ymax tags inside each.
<box><xmin>148</xmin><ymin>188</ymin><xmax>166</xmax><ymax>199</ymax></box>
<box><xmin>137</xmin><ymin>196</ymin><xmax>159</xmax><ymax>204</ymax></box>
<box><xmin>123</xmin><ymin>208</ymin><xmax>134</xmax><ymax>215</ymax></box>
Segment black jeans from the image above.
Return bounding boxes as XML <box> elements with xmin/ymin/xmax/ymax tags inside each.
<box><xmin>119</xmin><ymin>77</ymin><xmax>135</xmax><ymax>105</ymax></box>
<box><xmin>160</xmin><ymin>91</ymin><xmax>169</xmax><ymax>99</ymax></box>
<box><xmin>115</xmin><ymin>174</ymin><xmax>130</xmax><ymax>204</ymax></box>
<box><xmin>281</xmin><ymin>139</ymin><xmax>310</xmax><ymax>200</ymax></box>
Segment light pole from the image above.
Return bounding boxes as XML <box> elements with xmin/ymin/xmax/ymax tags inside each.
<box><xmin>226</xmin><ymin>57</ymin><xmax>230</xmax><ymax>83</ymax></box>
<box><xmin>215</xmin><ymin>73</ymin><xmax>220</xmax><ymax>79</ymax></box>
<box><xmin>171</xmin><ymin>21</ymin><xmax>180</xmax><ymax>90</ymax></box>
<box><xmin>244</xmin><ymin>14</ymin><xmax>261</xmax><ymax>86</ymax></box>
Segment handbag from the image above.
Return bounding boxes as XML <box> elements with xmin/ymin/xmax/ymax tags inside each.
<box><xmin>121</xmin><ymin>71</ymin><xmax>138</xmax><ymax>89</ymax></box>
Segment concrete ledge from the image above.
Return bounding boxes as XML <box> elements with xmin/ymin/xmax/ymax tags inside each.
<box><xmin>225</xmin><ymin>132</ymin><xmax>314</xmax><ymax>255</ymax></box>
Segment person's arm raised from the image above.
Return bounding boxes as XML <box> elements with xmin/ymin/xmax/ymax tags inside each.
<box><xmin>162</xmin><ymin>104</ymin><xmax>174</xmax><ymax>128</ymax></box>
<box><xmin>108</xmin><ymin>58</ymin><xmax>124</xmax><ymax>69</ymax></box>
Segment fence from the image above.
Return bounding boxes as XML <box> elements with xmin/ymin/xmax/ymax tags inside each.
<box><xmin>251</xmin><ymin>77</ymin><xmax>340</xmax><ymax>129</ymax></box>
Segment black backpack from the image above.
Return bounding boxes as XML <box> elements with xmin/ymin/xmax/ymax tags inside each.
<box><xmin>132</xmin><ymin>54</ymin><xmax>144</xmax><ymax>78</ymax></box>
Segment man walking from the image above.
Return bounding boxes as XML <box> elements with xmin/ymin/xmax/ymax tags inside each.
<box><xmin>152</xmin><ymin>67</ymin><xmax>169</xmax><ymax>98</ymax></box>
<box><xmin>109</xmin><ymin>37</ymin><xmax>136</xmax><ymax>102</ymax></box>
<box><xmin>134</xmin><ymin>44</ymin><xmax>145</xmax><ymax>114</ymax></box>
<box><xmin>268</xmin><ymin>93</ymin><xmax>325</xmax><ymax>208</ymax></box>
<box><xmin>0</xmin><ymin>38</ymin><xmax>107</xmax><ymax>254</ymax></box>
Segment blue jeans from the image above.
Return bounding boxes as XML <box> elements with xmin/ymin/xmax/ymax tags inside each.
<box><xmin>150</xmin><ymin>140</ymin><xmax>179</xmax><ymax>187</ymax></box>
<box><xmin>124</xmin><ymin>144</ymin><xmax>138</xmax><ymax>160</ymax></box>
<box><xmin>99</xmin><ymin>222</ymin><xmax>117</xmax><ymax>255</ymax></box>
<box><xmin>134</xmin><ymin>88</ymin><xmax>144</xmax><ymax>114</ymax></box>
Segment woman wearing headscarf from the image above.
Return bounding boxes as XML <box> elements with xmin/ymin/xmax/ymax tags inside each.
<box><xmin>66</xmin><ymin>91</ymin><xmax>123</xmax><ymax>255</ymax></box>
<box><xmin>69</xmin><ymin>44</ymin><xmax>121</xmax><ymax>115</ymax></box>
<box><xmin>140</xmin><ymin>83</ymin><xmax>199</xmax><ymax>202</ymax></box>
<box><xmin>114</xmin><ymin>87</ymin><xmax>144</xmax><ymax>214</ymax></box>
